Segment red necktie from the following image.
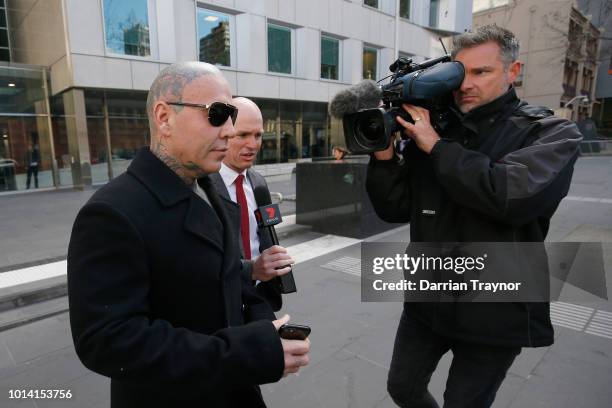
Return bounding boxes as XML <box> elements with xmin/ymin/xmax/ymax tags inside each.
<box><xmin>235</xmin><ymin>174</ymin><xmax>251</xmax><ymax>260</ymax></box>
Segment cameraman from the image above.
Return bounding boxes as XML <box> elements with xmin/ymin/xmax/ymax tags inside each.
<box><xmin>366</xmin><ymin>25</ymin><xmax>582</xmax><ymax>408</ymax></box>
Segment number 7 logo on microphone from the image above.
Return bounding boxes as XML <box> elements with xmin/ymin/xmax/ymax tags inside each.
<box><xmin>265</xmin><ymin>207</ymin><xmax>276</xmax><ymax>218</ymax></box>
<box><xmin>254</xmin><ymin>204</ymin><xmax>282</xmax><ymax>227</ymax></box>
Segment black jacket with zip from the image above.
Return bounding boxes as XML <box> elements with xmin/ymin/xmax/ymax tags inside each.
<box><xmin>366</xmin><ymin>88</ymin><xmax>582</xmax><ymax>347</ymax></box>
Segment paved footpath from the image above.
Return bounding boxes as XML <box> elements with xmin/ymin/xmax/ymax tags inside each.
<box><xmin>0</xmin><ymin>156</ymin><xmax>611</xmax><ymax>407</ymax></box>
<box><xmin>0</xmin><ymin>172</ymin><xmax>296</xmax><ymax>272</ymax></box>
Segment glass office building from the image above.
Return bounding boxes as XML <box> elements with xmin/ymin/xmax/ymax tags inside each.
<box><xmin>0</xmin><ymin>65</ymin><xmax>55</xmax><ymax>192</ymax></box>
<box><xmin>0</xmin><ymin>64</ymin><xmax>336</xmax><ymax>192</ymax></box>
<box><xmin>1</xmin><ymin>0</ymin><xmax>470</xmax><ymax>192</ymax></box>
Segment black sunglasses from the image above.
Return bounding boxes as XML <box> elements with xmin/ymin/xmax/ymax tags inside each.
<box><xmin>166</xmin><ymin>101</ymin><xmax>238</xmax><ymax>127</ymax></box>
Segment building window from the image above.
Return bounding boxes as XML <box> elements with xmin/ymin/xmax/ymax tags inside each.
<box><xmin>321</xmin><ymin>36</ymin><xmax>340</xmax><ymax>80</ymax></box>
<box><xmin>399</xmin><ymin>0</ymin><xmax>411</xmax><ymax>19</ymax></box>
<box><xmin>585</xmin><ymin>31</ymin><xmax>598</xmax><ymax>63</ymax></box>
<box><xmin>363</xmin><ymin>46</ymin><xmax>378</xmax><ymax>80</ymax></box>
<box><xmin>81</xmin><ymin>90</ymin><xmax>149</xmax><ymax>182</ymax></box>
<box><xmin>364</xmin><ymin>0</ymin><xmax>379</xmax><ymax>9</ymax></box>
<box><xmin>473</xmin><ymin>0</ymin><xmax>509</xmax><ymax>13</ymax></box>
<box><xmin>197</xmin><ymin>8</ymin><xmax>232</xmax><ymax>66</ymax></box>
<box><xmin>103</xmin><ymin>0</ymin><xmax>151</xmax><ymax>57</ymax></box>
<box><xmin>245</xmin><ymin>98</ymin><xmax>331</xmax><ymax>163</ymax></box>
<box><xmin>0</xmin><ymin>0</ymin><xmax>9</xmax><ymax>62</ymax></box>
<box><xmin>582</xmin><ymin>67</ymin><xmax>593</xmax><ymax>95</ymax></box>
<box><xmin>268</xmin><ymin>24</ymin><xmax>292</xmax><ymax>74</ymax></box>
<box><xmin>0</xmin><ymin>66</ymin><xmax>53</xmax><ymax>191</ymax></box>
<box><xmin>429</xmin><ymin>0</ymin><xmax>439</xmax><ymax>27</ymax></box>
<box><xmin>563</xmin><ymin>59</ymin><xmax>579</xmax><ymax>97</ymax></box>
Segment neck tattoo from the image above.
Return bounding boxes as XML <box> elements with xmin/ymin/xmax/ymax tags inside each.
<box><xmin>150</xmin><ymin>139</ymin><xmax>197</xmax><ymax>185</ymax></box>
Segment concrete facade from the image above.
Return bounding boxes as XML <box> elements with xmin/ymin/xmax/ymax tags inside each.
<box><xmin>3</xmin><ymin>0</ymin><xmax>472</xmax><ymax>190</ymax></box>
<box><xmin>473</xmin><ymin>0</ymin><xmax>601</xmax><ymax>120</ymax></box>
<box><xmin>9</xmin><ymin>0</ymin><xmax>473</xmax><ymax>98</ymax></box>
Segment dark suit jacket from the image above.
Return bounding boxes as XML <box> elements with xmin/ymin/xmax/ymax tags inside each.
<box><xmin>210</xmin><ymin>169</ymin><xmax>282</xmax><ymax>311</ymax></box>
<box><xmin>67</xmin><ymin>148</ymin><xmax>284</xmax><ymax>408</ymax></box>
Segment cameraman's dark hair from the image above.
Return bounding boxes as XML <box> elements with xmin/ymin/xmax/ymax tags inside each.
<box><xmin>451</xmin><ymin>25</ymin><xmax>520</xmax><ymax>69</ymax></box>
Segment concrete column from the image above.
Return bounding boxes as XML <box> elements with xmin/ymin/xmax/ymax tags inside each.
<box><xmin>63</xmin><ymin>89</ymin><xmax>92</xmax><ymax>188</ymax></box>
<box><xmin>34</xmin><ymin>101</ymin><xmax>55</xmax><ymax>184</ymax></box>
<box><xmin>275</xmin><ymin>113</ymin><xmax>282</xmax><ymax>163</ymax></box>
<box><xmin>41</xmin><ymin>69</ymin><xmax>59</xmax><ymax>187</ymax></box>
<box><xmin>295</xmin><ymin>112</ymin><xmax>303</xmax><ymax>159</ymax></box>
<box><xmin>103</xmin><ymin>94</ymin><xmax>114</xmax><ymax>180</ymax></box>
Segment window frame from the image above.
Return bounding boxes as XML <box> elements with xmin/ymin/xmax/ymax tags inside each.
<box><xmin>429</xmin><ymin>0</ymin><xmax>439</xmax><ymax>28</ymax></box>
<box><xmin>320</xmin><ymin>34</ymin><xmax>342</xmax><ymax>82</ymax></box>
<box><xmin>473</xmin><ymin>0</ymin><xmax>510</xmax><ymax>13</ymax></box>
<box><xmin>101</xmin><ymin>0</ymin><xmax>157</xmax><ymax>60</ymax></box>
<box><xmin>196</xmin><ymin>6</ymin><xmax>236</xmax><ymax>68</ymax></box>
<box><xmin>0</xmin><ymin>2</ymin><xmax>9</xmax><ymax>61</ymax></box>
<box><xmin>362</xmin><ymin>45</ymin><xmax>379</xmax><ymax>81</ymax></box>
<box><xmin>266</xmin><ymin>22</ymin><xmax>295</xmax><ymax>76</ymax></box>
<box><xmin>399</xmin><ymin>0</ymin><xmax>411</xmax><ymax>20</ymax></box>
<box><xmin>363</xmin><ymin>0</ymin><xmax>380</xmax><ymax>10</ymax></box>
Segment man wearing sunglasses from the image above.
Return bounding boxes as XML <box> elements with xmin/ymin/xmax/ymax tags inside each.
<box><xmin>67</xmin><ymin>62</ymin><xmax>309</xmax><ymax>408</ymax></box>
<box><xmin>210</xmin><ymin>97</ymin><xmax>295</xmax><ymax>312</ymax></box>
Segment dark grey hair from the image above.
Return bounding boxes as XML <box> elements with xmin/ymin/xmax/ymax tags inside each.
<box><xmin>146</xmin><ymin>61</ymin><xmax>221</xmax><ymax>127</ymax></box>
<box><xmin>451</xmin><ymin>25</ymin><xmax>520</xmax><ymax>68</ymax></box>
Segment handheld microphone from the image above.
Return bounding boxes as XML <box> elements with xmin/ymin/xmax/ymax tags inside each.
<box><xmin>253</xmin><ymin>187</ymin><xmax>297</xmax><ymax>294</ymax></box>
<box><xmin>329</xmin><ymin>80</ymin><xmax>383</xmax><ymax>119</ymax></box>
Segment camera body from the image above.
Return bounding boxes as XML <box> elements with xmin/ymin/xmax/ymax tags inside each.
<box><xmin>343</xmin><ymin>56</ymin><xmax>464</xmax><ymax>154</ymax></box>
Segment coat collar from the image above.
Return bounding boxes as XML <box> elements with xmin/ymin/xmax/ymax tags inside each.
<box><xmin>127</xmin><ymin>147</ymin><xmax>192</xmax><ymax>207</ymax></box>
<box><xmin>456</xmin><ymin>86</ymin><xmax>521</xmax><ymax>133</ymax></box>
<box><xmin>128</xmin><ymin>148</ymin><xmax>235</xmax><ymax>257</ymax></box>
<box><xmin>462</xmin><ymin>86</ymin><xmax>519</xmax><ymax>120</ymax></box>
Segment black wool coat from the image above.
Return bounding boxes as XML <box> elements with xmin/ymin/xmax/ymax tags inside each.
<box><xmin>67</xmin><ymin>147</ymin><xmax>284</xmax><ymax>408</ymax></box>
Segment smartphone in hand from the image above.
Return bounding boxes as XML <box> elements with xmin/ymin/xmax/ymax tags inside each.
<box><xmin>278</xmin><ymin>324</ymin><xmax>311</xmax><ymax>340</ymax></box>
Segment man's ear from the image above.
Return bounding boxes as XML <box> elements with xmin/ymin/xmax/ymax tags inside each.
<box><xmin>507</xmin><ymin>60</ymin><xmax>521</xmax><ymax>84</ymax></box>
<box><xmin>153</xmin><ymin>101</ymin><xmax>173</xmax><ymax>138</ymax></box>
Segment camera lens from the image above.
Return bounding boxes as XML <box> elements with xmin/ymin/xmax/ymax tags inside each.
<box><xmin>342</xmin><ymin>108</ymin><xmax>391</xmax><ymax>153</ymax></box>
<box><xmin>356</xmin><ymin>112</ymin><xmax>384</xmax><ymax>142</ymax></box>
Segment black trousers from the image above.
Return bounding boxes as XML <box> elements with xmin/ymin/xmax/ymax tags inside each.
<box><xmin>387</xmin><ymin>309</ymin><xmax>521</xmax><ymax>408</ymax></box>
<box><xmin>26</xmin><ymin>165</ymin><xmax>39</xmax><ymax>188</ymax></box>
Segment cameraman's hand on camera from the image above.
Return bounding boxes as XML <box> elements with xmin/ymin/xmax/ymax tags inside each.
<box><xmin>252</xmin><ymin>245</ymin><xmax>294</xmax><ymax>282</ymax></box>
<box><xmin>396</xmin><ymin>104</ymin><xmax>441</xmax><ymax>154</ymax></box>
<box><xmin>273</xmin><ymin>314</ymin><xmax>311</xmax><ymax>377</ymax></box>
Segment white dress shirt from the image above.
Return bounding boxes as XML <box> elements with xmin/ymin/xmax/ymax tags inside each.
<box><xmin>192</xmin><ymin>180</ymin><xmax>212</xmax><ymax>207</ymax></box>
<box><xmin>219</xmin><ymin>162</ymin><xmax>261</xmax><ymax>258</ymax></box>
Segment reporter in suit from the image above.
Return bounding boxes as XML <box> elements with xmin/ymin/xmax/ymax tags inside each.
<box><xmin>210</xmin><ymin>97</ymin><xmax>295</xmax><ymax>312</ymax></box>
<box><xmin>67</xmin><ymin>62</ymin><xmax>309</xmax><ymax>408</ymax></box>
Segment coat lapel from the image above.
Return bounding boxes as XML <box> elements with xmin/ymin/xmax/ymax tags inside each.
<box><xmin>218</xmin><ymin>194</ymin><xmax>241</xmax><ymax>287</ymax></box>
<box><xmin>209</xmin><ymin>171</ymin><xmax>246</xmax><ymax>258</ymax></box>
<box><xmin>197</xmin><ymin>177</ymin><xmax>240</xmax><ymax>278</ymax></box>
<box><xmin>210</xmin><ymin>172</ymin><xmax>231</xmax><ymax>201</ymax></box>
<box><xmin>128</xmin><ymin>148</ymin><xmax>226</xmax><ymax>253</ymax></box>
<box><xmin>199</xmin><ymin>177</ymin><xmax>243</xmax><ymax>326</ymax></box>
<box><xmin>183</xmin><ymin>195</ymin><xmax>224</xmax><ymax>254</ymax></box>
